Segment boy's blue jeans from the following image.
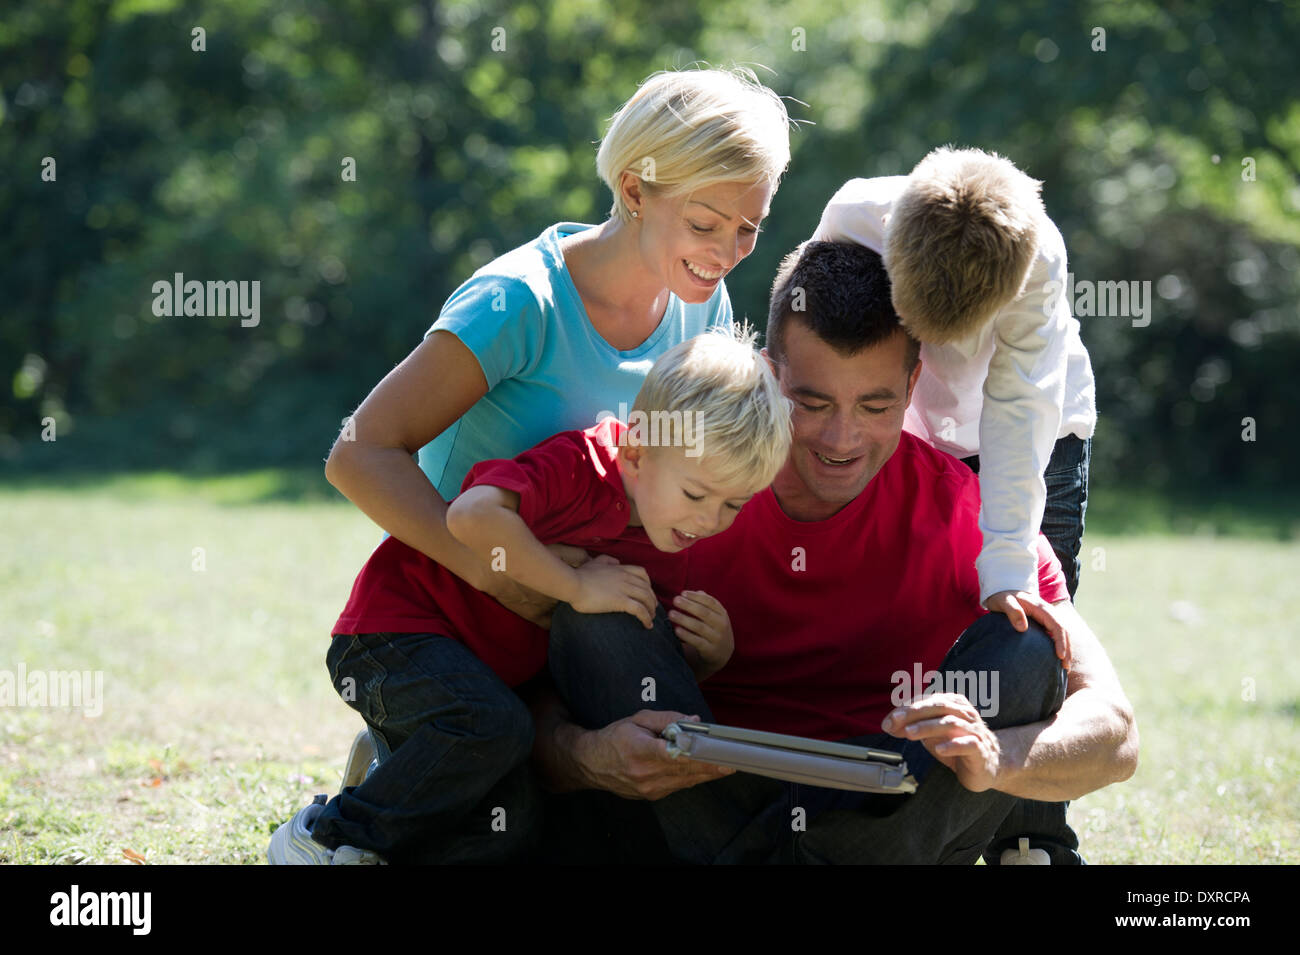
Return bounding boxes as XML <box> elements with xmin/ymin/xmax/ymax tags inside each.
<box><xmin>963</xmin><ymin>433</ymin><xmax>1091</xmax><ymax>864</ymax></box>
<box><xmin>545</xmin><ymin>603</ymin><xmax>1068</xmax><ymax>864</ymax></box>
<box><xmin>310</xmin><ymin>632</ymin><xmax>542</xmax><ymax>864</ymax></box>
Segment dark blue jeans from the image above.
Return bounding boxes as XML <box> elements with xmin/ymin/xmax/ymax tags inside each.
<box><xmin>963</xmin><ymin>433</ymin><xmax>1091</xmax><ymax>863</ymax></box>
<box><xmin>310</xmin><ymin>632</ymin><xmax>542</xmax><ymax>864</ymax></box>
<box><xmin>1043</xmin><ymin>433</ymin><xmax>1090</xmax><ymax>599</ymax></box>
<box><xmin>547</xmin><ymin>603</ymin><xmax>1067</xmax><ymax>864</ymax></box>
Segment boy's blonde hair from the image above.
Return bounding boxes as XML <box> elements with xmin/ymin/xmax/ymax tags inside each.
<box><xmin>884</xmin><ymin>146</ymin><xmax>1044</xmax><ymax>344</ymax></box>
<box><xmin>597</xmin><ymin>67</ymin><xmax>792</xmax><ymax>224</ymax></box>
<box><xmin>628</xmin><ymin>325</ymin><xmax>791</xmax><ymax>491</ymax></box>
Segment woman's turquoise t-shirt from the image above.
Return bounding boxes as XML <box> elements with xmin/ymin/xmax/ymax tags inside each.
<box><xmin>417</xmin><ymin>222</ymin><xmax>734</xmax><ymax>499</ymax></box>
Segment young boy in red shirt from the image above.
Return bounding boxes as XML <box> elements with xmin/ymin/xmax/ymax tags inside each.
<box><xmin>268</xmin><ymin>329</ymin><xmax>791</xmax><ymax>864</ymax></box>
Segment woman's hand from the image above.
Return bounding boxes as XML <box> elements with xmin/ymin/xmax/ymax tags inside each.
<box><xmin>481</xmin><ymin>574</ymin><xmax>560</xmax><ymax>628</ymax></box>
<box><xmin>478</xmin><ymin>544</ymin><xmax>591</xmax><ymax>628</ymax></box>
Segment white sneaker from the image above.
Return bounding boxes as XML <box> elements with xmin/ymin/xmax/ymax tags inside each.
<box><xmin>1000</xmin><ymin>836</ymin><xmax>1051</xmax><ymax>865</ymax></box>
<box><xmin>267</xmin><ymin>795</ymin><xmax>387</xmax><ymax>865</ymax></box>
<box><xmin>268</xmin><ymin>795</ymin><xmax>333</xmax><ymax>864</ymax></box>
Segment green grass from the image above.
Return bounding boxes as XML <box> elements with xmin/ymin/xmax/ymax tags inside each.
<box><xmin>1084</xmin><ymin>484</ymin><xmax>1300</xmax><ymax>541</ymax></box>
<box><xmin>1</xmin><ymin>476</ymin><xmax>372</xmax><ymax>864</ymax></box>
<box><xmin>1</xmin><ymin>473</ymin><xmax>1296</xmax><ymax>864</ymax></box>
<box><xmin>1069</xmin><ymin>535</ymin><xmax>1299</xmax><ymax>863</ymax></box>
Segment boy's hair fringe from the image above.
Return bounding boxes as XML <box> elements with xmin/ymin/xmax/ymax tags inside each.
<box><xmin>630</xmin><ymin>322</ymin><xmax>792</xmax><ymax>490</ymax></box>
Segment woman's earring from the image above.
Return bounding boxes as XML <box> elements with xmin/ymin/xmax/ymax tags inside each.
<box><xmin>631</xmin><ymin>210</ymin><xmax>639</xmax><ymax>218</ymax></box>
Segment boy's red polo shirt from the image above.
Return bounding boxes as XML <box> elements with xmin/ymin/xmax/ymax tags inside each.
<box><xmin>685</xmin><ymin>431</ymin><xmax>1068</xmax><ymax>741</ymax></box>
<box><xmin>333</xmin><ymin>418</ymin><xmax>684</xmax><ymax>687</ymax></box>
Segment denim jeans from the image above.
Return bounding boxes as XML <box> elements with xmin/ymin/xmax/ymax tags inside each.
<box><xmin>962</xmin><ymin>433</ymin><xmax>1091</xmax><ymax>863</ymax></box>
<box><xmin>310</xmin><ymin>632</ymin><xmax>542</xmax><ymax>864</ymax></box>
<box><xmin>546</xmin><ymin>603</ymin><xmax>1067</xmax><ymax>864</ymax></box>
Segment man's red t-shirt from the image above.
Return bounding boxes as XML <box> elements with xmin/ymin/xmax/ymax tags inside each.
<box><xmin>332</xmin><ymin>418</ymin><xmax>684</xmax><ymax>687</ymax></box>
<box><xmin>685</xmin><ymin>432</ymin><xmax>1068</xmax><ymax>741</ymax></box>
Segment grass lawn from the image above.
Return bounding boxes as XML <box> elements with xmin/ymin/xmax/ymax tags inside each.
<box><xmin>1</xmin><ymin>471</ymin><xmax>1296</xmax><ymax>864</ymax></box>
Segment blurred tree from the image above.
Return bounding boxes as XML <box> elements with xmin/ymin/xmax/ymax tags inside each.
<box><xmin>0</xmin><ymin>0</ymin><xmax>1295</xmax><ymax>498</ymax></box>
<box><xmin>698</xmin><ymin>0</ymin><xmax>1300</xmax><ymax>494</ymax></box>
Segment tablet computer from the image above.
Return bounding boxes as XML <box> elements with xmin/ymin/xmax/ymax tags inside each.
<box><xmin>662</xmin><ymin>721</ymin><xmax>917</xmax><ymax>794</ymax></box>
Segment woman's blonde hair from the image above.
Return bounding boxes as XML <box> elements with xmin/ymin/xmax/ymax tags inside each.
<box><xmin>596</xmin><ymin>67</ymin><xmax>792</xmax><ymax>223</ymax></box>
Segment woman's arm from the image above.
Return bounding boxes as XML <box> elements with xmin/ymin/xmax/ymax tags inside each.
<box><xmin>325</xmin><ymin>330</ymin><xmax>554</xmax><ymax>620</ymax></box>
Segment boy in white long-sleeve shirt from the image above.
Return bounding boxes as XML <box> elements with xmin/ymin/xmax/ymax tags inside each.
<box><xmin>813</xmin><ymin>147</ymin><xmax>1095</xmax><ymax>615</ymax></box>
<box><xmin>812</xmin><ymin>146</ymin><xmax>1096</xmax><ymax>864</ymax></box>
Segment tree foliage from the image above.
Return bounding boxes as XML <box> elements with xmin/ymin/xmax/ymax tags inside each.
<box><xmin>1</xmin><ymin>0</ymin><xmax>1295</xmax><ymax>493</ymax></box>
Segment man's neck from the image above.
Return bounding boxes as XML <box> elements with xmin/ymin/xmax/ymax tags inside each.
<box><xmin>769</xmin><ymin>465</ymin><xmax>856</xmax><ymax>523</ymax></box>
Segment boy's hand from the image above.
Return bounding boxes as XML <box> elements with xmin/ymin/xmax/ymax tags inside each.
<box><xmin>570</xmin><ymin>555</ymin><xmax>657</xmax><ymax>629</ymax></box>
<box><xmin>984</xmin><ymin>590</ymin><xmax>1072</xmax><ymax>670</ymax></box>
<box><xmin>670</xmin><ymin>591</ymin><xmax>733</xmax><ymax>681</ymax></box>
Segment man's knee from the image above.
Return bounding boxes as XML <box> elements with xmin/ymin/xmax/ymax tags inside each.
<box><xmin>951</xmin><ymin>612</ymin><xmax>1059</xmax><ymax>676</ymax></box>
<box><xmin>550</xmin><ymin>603</ymin><xmax>683</xmax><ymax>684</ymax></box>
<box><xmin>550</xmin><ymin>601</ymin><xmax>606</xmax><ymax>643</ymax></box>
<box><xmin>552</xmin><ymin>602</ymin><xmax>673</xmax><ymax>658</ymax></box>
<box><xmin>945</xmin><ymin>612</ymin><xmax>1066</xmax><ymax>727</ymax></box>
<box><xmin>549</xmin><ymin>603</ymin><xmax>706</xmax><ymax>727</ymax></box>
<box><xmin>549</xmin><ymin>601</ymin><xmax>602</xmax><ymax>659</ymax></box>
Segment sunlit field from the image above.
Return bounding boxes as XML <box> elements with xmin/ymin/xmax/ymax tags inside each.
<box><xmin>2</xmin><ymin>473</ymin><xmax>1296</xmax><ymax>864</ymax></box>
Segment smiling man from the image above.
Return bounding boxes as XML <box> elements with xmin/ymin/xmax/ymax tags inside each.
<box><xmin>534</xmin><ymin>241</ymin><xmax>1138</xmax><ymax>864</ymax></box>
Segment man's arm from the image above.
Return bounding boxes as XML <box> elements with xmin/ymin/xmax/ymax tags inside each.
<box><xmin>885</xmin><ymin>600</ymin><xmax>1138</xmax><ymax>801</ymax></box>
<box><xmin>990</xmin><ymin>600</ymin><xmax>1138</xmax><ymax>800</ymax></box>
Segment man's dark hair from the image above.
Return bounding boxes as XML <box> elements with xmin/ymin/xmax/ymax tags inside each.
<box><xmin>765</xmin><ymin>240</ymin><xmax>921</xmax><ymax>373</ymax></box>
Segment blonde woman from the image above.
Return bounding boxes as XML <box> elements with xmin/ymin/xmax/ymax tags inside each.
<box><xmin>271</xmin><ymin>68</ymin><xmax>792</xmax><ymax>863</ymax></box>
<box><xmin>326</xmin><ymin>67</ymin><xmax>790</xmax><ymax>627</ymax></box>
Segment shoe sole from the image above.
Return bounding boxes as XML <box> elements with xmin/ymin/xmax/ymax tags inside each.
<box><xmin>342</xmin><ymin>728</ymin><xmax>377</xmax><ymax>789</ymax></box>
